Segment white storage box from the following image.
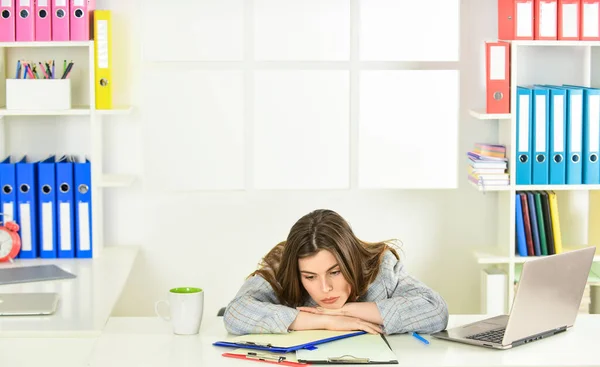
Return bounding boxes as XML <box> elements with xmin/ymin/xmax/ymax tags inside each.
<box><xmin>6</xmin><ymin>79</ymin><xmax>72</xmax><ymax>110</ymax></box>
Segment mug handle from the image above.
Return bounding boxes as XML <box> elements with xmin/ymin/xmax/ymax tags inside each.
<box><xmin>154</xmin><ymin>300</ymin><xmax>171</xmax><ymax>321</ymax></box>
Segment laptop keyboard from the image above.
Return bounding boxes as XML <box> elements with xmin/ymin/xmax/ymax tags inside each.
<box><xmin>466</xmin><ymin>328</ymin><xmax>506</xmax><ymax>344</ymax></box>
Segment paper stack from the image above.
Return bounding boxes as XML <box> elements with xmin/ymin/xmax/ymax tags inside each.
<box><xmin>467</xmin><ymin>143</ymin><xmax>509</xmax><ymax>188</ymax></box>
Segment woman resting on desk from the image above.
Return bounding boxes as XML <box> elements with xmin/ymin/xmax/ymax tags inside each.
<box><xmin>223</xmin><ymin>209</ymin><xmax>449</xmax><ymax>336</ymax></box>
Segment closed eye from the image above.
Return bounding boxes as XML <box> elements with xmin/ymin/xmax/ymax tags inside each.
<box><xmin>330</xmin><ymin>270</ymin><xmax>341</xmax><ymax>276</ymax></box>
<box><xmin>303</xmin><ymin>275</ymin><xmax>316</xmax><ymax>281</ymax></box>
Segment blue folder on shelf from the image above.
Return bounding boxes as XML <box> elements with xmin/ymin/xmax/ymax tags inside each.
<box><xmin>213</xmin><ymin>330</ymin><xmax>365</xmax><ymax>353</ymax></box>
<box><xmin>74</xmin><ymin>157</ymin><xmax>92</xmax><ymax>258</ymax></box>
<box><xmin>516</xmin><ymin>86</ymin><xmax>533</xmax><ymax>185</ymax></box>
<box><xmin>15</xmin><ymin>156</ymin><xmax>38</xmax><ymax>259</ymax></box>
<box><xmin>531</xmin><ymin>87</ymin><xmax>550</xmax><ymax>185</ymax></box>
<box><xmin>548</xmin><ymin>87</ymin><xmax>567</xmax><ymax>185</ymax></box>
<box><xmin>56</xmin><ymin>155</ymin><xmax>75</xmax><ymax>258</ymax></box>
<box><xmin>0</xmin><ymin>156</ymin><xmax>18</xmax><ymax>230</ymax></box>
<box><xmin>37</xmin><ymin>156</ymin><xmax>57</xmax><ymax>258</ymax></box>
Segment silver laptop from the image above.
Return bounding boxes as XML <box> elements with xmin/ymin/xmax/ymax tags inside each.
<box><xmin>432</xmin><ymin>246</ymin><xmax>595</xmax><ymax>349</ymax></box>
<box><xmin>0</xmin><ymin>292</ymin><xmax>59</xmax><ymax>316</ymax></box>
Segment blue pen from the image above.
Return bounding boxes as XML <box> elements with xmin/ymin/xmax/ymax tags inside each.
<box><xmin>52</xmin><ymin>60</ymin><xmax>55</xmax><ymax>79</ymax></box>
<box><xmin>15</xmin><ymin>60</ymin><xmax>21</xmax><ymax>79</ymax></box>
<box><xmin>410</xmin><ymin>332</ymin><xmax>430</xmax><ymax>345</ymax></box>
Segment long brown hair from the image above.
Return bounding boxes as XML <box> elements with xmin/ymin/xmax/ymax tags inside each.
<box><xmin>250</xmin><ymin>209</ymin><xmax>399</xmax><ymax>307</ymax></box>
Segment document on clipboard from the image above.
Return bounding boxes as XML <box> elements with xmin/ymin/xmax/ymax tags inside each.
<box><xmin>213</xmin><ymin>330</ymin><xmax>365</xmax><ymax>353</ymax></box>
<box><xmin>296</xmin><ymin>333</ymin><xmax>398</xmax><ymax>364</ymax></box>
<box><xmin>223</xmin><ymin>348</ymin><xmax>307</xmax><ymax>366</ymax></box>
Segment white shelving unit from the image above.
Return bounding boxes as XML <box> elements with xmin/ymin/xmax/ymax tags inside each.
<box><xmin>469</xmin><ymin>40</ymin><xmax>600</xmax><ymax>313</ymax></box>
<box><xmin>0</xmin><ymin>41</ymin><xmax>134</xmax><ymax>259</ymax></box>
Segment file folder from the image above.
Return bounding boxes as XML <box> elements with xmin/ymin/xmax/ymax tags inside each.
<box><xmin>52</xmin><ymin>0</ymin><xmax>69</xmax><ymax>41</ymax></box>
<box><xmin>296</xmin><ymin>334</ymin><xmax>398</xmax><ymax>365</ymax></box>
<box><xmin>558</xmin><ymin>0</ymin><xmax>581</xmax><ymax>40</ymax></box>
<box><xmin>223</xmin><ymin>349</ymin><xmax>305</xmax><ymax>367</ymax></box>
<box><xmin>70</xmin><ymin>0</ymin><xmax>94</xmax><ymax>40</ymax></box>
<box><xmin>540</xmin><ymin>191</ymin><xmax>556</xmax><ymax>255</ymax></box>
<box><xmin>532</xmin><ymin>87</ymin><xmax>550</xmax><ymax>185</ymax></box>
<box><xmin>534</xmin><ymin>192</ymin><xmax>548</xmax><ymax>255</ymax></box>
<box><xmin>214</xmin><ymin>330</ymin><xmax>365</xmax><ymax>354</ymax></box>
<box><xmin>515</xmin><ymin>0</ymin><xmax>535</xmax><ymax>39</ymax></box>
<box><xmin>581</xmin><ymin>0</ymin><xmax>600</xmax><ymax>40</ymax></box>
<box><xmin>35</xmin><ymin>0</ymin><xmax>51</xmax><ymax>41</ymax></box>
<box><xmin>15</xmin><ymin>0</ymin><xmax>34</xmax><ymax>41</ymax></box>
<box><xmin>564</xmin><ymin>87</ymin><xmax>584</xmax><ymax>184</ymax></box>
<box><xmin>517</xmin><ymin>87</ymin><xmax>533</xmax><ymax>185</ymax></box>
<box><xmin>527</xmin><ymin>192</ymin><xmax>542</xmax><ymax>256</ymax></box>
<box><xmin>535</xmin><ymin>0</ymin><xmax>558</xmax><ymax>40</ymax></box>
<box><xmin>56</xmin><ymin>156</ymin><xmax>74</xmax><ymax>258</ymax></box>
<box><xmin>37</xmin><ymin>156</ymin><xmax>57</xmax><ymax>258</ymax></box>
<box><xmin>486</xmin><ymin>41</ymin><xmax>510</xmax><ymax>114</ymax></box>
<box><xmin>579</xmin><ymin>86</ymin><xmax>600</xmax><ymax>184</ymax></box>
<box><xmin>73</xmin><ymin>157</ymin><xmax>92</xmax><ymax>258</ymax></box>
<box><xmin>0</xmin><ymin>157</ymin><xmax>18</xmax><ymax>234</ymax></box>
<box><xmin>548</xmin><ymin>191</ymin><xmax>564</xmax><ymax>253</ymax></box>
<box><xmin>15</xmin><ymin>156</ymin><xmax>38</xmax><ymax>259</ymax></box>
<box><xmin>548</xmin><ymin>87</ymin><xmax>567</xmax><ymax>184</ymax></box>
<box><xmin>516</xmin><ymin>194</ymin><xmax>529</xmax><ymax>257</ymax></box>
<box><xmin>0</xmin><ymin>0</ymin><xmax>16</xmax><ymax>42</ymax></box>
<box><xmin>498</xmin><ymin>0</ymin><xmax>516</xmax><ymax>39</ymax></box>
<box><xmin>519</xmin><ymin>192</ymin><xmax>535</xmax><ymax>256</ymax></box>
<box><xmin>94</xmin><ymin>10</ymin><xmax>112</xmax><ymax>109</ymax></box>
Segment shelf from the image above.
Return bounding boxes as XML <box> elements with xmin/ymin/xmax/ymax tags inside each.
<box><xmin>469</xmin><ymin>180</ymin><xmax>510</xmax><ymax>192</ymax></box>
<box><xmin>0</xmin><ymin>107</ymin><xmax>91</xmax><ymax>116</ymax></box>
<box><xmin>469</xmin><ymin>109</ymin><xmax>511</xmax><ymax>120</ymax></box>
<box><xmin>474</xmin><ymin>250</ymin><xmax>511</xmax><ymax>264</ymax></box>
<box><xmin>99</xmin><ymin>174</ymin><xmax>136</xmax><ymax>188</ymax></box>
<box><xmin>504</xmin><ymin>40</ymin><xmax>600</xmax><ymax>47</ymax></box>
<box><xmin>0</xmin><ymin>41</ymin><xmax>93</xmax><ymax>48</ymax></box>
<box><xmin>515</xmin><ymin>184</ymin><xmax>600</xmax><ymax>191</ymax></box>
<box><xmin>96</xmin><ymin>107</ymin><xmax>134</xmax><ymax>116</ymax></box>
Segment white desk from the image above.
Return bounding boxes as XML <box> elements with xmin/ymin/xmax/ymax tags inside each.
<box><xmin>0</xmin><ymin>246</ymin><xmax>139</xmax><ymax>337</ymax></box>
<box><xmin>88</xmin><ymin>315</ymin><xmax>600</xmax><ymax>367</ymax></box>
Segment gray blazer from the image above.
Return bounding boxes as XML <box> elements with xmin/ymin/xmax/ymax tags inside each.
<box><xmin>223</xmin><ymin>250</ymin><xmax>449</xmax><ymax>335</ymax></box>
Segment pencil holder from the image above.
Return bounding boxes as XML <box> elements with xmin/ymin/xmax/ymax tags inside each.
<box><xmin>6</xmin><ymin>79</ymin><xmax>72</xmax><ymax>110</ymax></box>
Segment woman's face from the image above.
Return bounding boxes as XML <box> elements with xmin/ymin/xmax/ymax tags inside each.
<box><xmin>298</xmin><ymin>249</ymin><xmax>351</xmax><ymax>309</ymax></box>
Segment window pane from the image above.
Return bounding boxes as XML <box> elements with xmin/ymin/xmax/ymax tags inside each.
<box><xmin>359</xmin><ymin>70</ymin><xmax>459</xmax><ymax>188</ymax></box>
<box><xmin>360</xmin><ymin>0</ymin><xmax>459</xmax><ymax>61</ymax></box>
<box><xmin>254</xmin><ymin>0</ymin><xmax>351</xmax><ymax>61</ymax></box>
<box><xmin>254</xmin><ymin>71</ymin><xmax>350</xmax><ymax>189</ymax></box>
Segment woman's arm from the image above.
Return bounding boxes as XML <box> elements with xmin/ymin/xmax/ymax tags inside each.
<box><xmin>223</xmin><ymin>275</ymin><xmax>300</xmax><ymax>335</ymax></box>
<box><xmin>223</xmin><ymin>275</ymin><xmax>383</xmax><ymax>335</ymax></box>
<box><xmin>374</xmin><ymin>252</ymin><xmax>449</xmax><ymax>335</ymax></box>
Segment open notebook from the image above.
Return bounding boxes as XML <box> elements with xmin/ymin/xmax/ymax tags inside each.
<box><xmin>296</xmin><ymin>333</ymin><xmax>398</xmax><ymax>364</ymax></box>
<box><xmin>214</xmin><ymin>330</ymin><xmax>365</xmax><ymax>353</ymax></box>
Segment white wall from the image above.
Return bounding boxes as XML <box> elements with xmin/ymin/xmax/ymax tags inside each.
<box><xmin>95</xmin><ymin>0</ymin><xmax>506</xmax><ymax>318</ymax></box>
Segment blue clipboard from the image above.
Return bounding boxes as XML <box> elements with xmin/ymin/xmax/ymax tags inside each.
<box><xmin>213</xmin><ymin>330</ymin><xmax>366</xmax><ymax>353</ymax></box>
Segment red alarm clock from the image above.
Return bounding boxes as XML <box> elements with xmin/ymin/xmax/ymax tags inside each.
<box><xmin>0</xmin><ymin>215</ymin><xmax>20</xmax><ymax>263</ymax></box>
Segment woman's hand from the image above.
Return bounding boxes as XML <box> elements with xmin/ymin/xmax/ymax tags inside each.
<box><xmin>323</xmin><ymin>314</ymin><xmax>382</xmax><ymax>335</ymax></box>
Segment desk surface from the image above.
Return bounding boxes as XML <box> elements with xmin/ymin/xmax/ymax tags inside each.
<box><xmin>88</xmin><ymin>314</ymin><xmax>600</xmax><ymax>367</ymax></box>
<box><xmin>0</xmin><ymin>246</ymin><xmax>138</xmax><ymax>337</ymax></box>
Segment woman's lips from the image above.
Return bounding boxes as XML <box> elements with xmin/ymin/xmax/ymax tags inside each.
<box><xmin>321</xmin><ymin>297</ymin><xmax>339</xmax><ymax>304</ymax></box>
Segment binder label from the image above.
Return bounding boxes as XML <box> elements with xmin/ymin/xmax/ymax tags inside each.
<box><xmin>571</xmin><ymin>94</ymin><xmax>583</xmax><ymax>152</ymax></box>
<box><xmin>519</xmin><ymin>94</ymin><xmax>530</xmax><ymax>152</ymax></box>
<box><xmin>42</xmin><ymin>202</ymin><xmax>53</xmax><ymax>251</ymax></box>
<box><xmin>583</xmin><ymin>3</ymin><xmax>600</xmax><ymax>37</ymax></box>
<box><xmin>490</xmin><ymin>46</ymin><xmax>505</xmax><ymax>80</ymax></box>
<box><xmin>536</xmin><ymin>95</ymin><xmax>547</xmax><ymax>152</ymax></box>
<box><xmin>19</xmin><ymin>203</ymin><xmax>31</xmax><ymax>252</ymax></box>
<box><xmin>55</xmin><ymin>0</ymin><xmax>66</xmax><ymax>6</ymax></box>
<box><xmin>2</xmin><ymin>203</ymin><xmax>13</xmax><ymax>226</ymax></box>
<box><xmin>38</xmin><ymin>0</ymin><xmax>47</xmax><ymax>6</ymax></box>
<box><xmin>562</xmin><ymin>4</ymin><xmax>578</xmax><ymax>37</ymax></box>
<box><xmin>590</xmin><ymin>95</ymin><xmax>600</xmax><ymax>151</ymax></box>
<box><xmin>19</xmin><ymin>0</ymin><xmax>29</xmax><ymax>6</ymax></box>
<box><xmin>59</xmin><ymin>202</ymin><xmax>72</xmax><ymax>251</ymax></box>
<box><xmin>540</xmin><ymin>1</ymin><xmax>557</xmax><ymax>37</ymax></box>
<box><xmin>1</xmin><ymin>0</ymin><xmax>11</xmax><ymax>7</ymax></box>
<box><xmin>97</xmin><ymin>20</ymin><xmax>109</xmax><ymax>69</ymax></box>
<box><xmin>78</xmin><ymin>202</ymin><xmax>90</xmax><ymax>251</ymax></box>
<box><xmin>554</xmin><ymin>95</ymin><xmax>564</xmax><ymax>152</ymax></box>
<box><xmin>74</xmin><ymin>0</ymin><xmax>84</xmax><ymax>5</ymax></box>
<box><xmin>517</xmin><ymin>2</ymin><xmax>533</xmax><ymax>37</ymax></box>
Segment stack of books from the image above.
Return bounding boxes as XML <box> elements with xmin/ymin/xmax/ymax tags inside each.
<box><xmin>467</xmin><ymin>143</ymin><xmax>509</xmax><ymax>188</ymax></box>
